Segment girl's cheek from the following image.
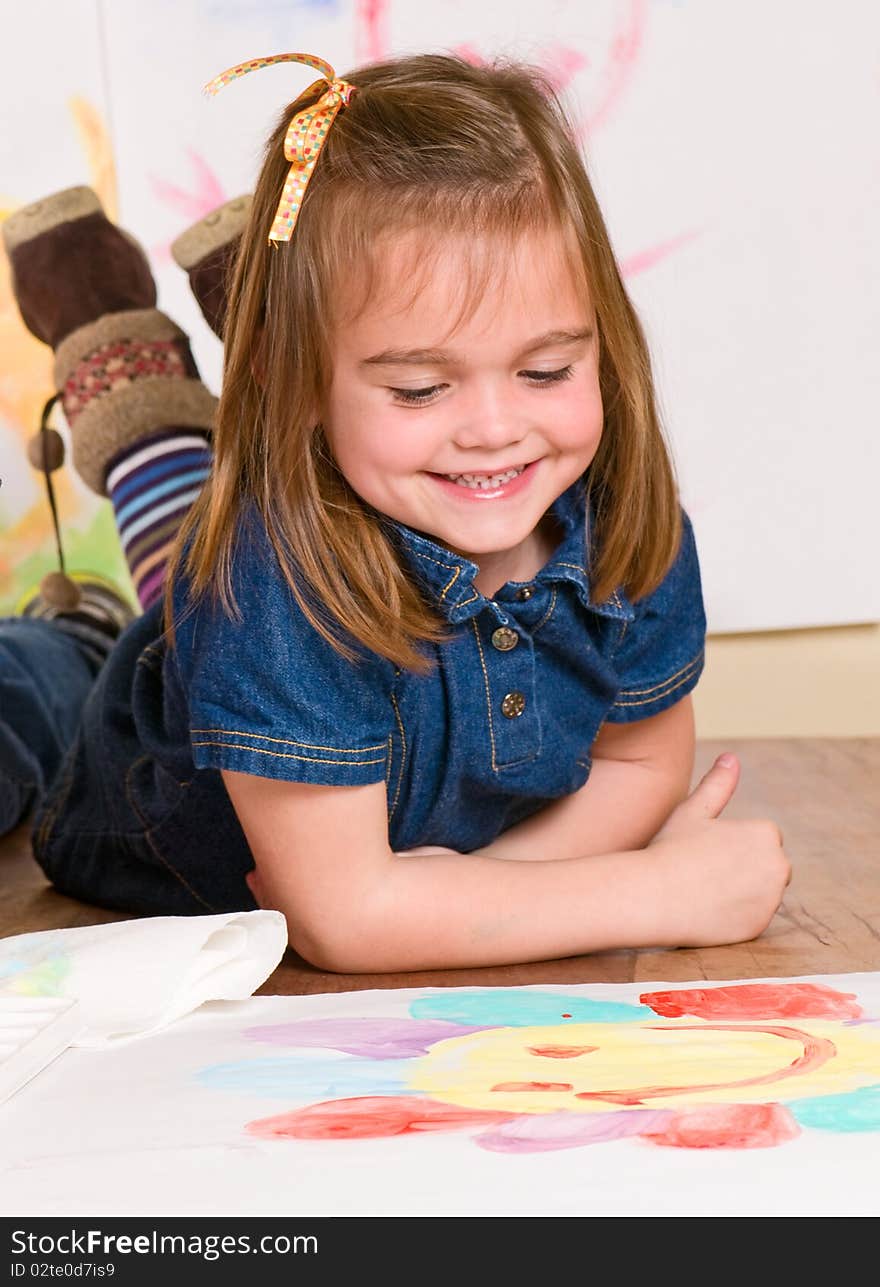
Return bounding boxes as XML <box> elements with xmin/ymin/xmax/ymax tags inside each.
<box><xmin>343</xmin><ymin>429</ymin><xmax>427</xmax><ymax>478</ymax></box>
<box><xmin>558</xmin><ymin>392</ymin><xmax>603</xmax><ymax>449</ymax></box>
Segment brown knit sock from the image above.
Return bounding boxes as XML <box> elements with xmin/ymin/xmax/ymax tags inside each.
<box><xmin>3</xmin><ymin>185</ymin><xmax>217</xmax><ymax>496</ymax></box>
<box><xmin>171</xmin><ymin>194</ymin><xmax>252</xmax><ymax>340</ymax></box>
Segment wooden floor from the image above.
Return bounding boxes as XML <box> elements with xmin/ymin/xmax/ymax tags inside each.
<box><xmin>2</xmin><ymin>738</ymin><xmax>878</xmax><ymax>991</ymax></box>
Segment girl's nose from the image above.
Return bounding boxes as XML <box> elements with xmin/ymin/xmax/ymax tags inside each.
<box><xmin>452</xmin><ymin>383</ymin><xmax>528</xmax><ymax>452</ymax></box>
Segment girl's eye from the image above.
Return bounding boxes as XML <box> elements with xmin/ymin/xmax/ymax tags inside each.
<box><xmin>388</xmin><ymin>366</ymin><xmax>574</xmax><ymax>407</ymax></box>
<box><xmin>521</xmin><ymin>365</ymin><xmax>574</xmax><ymax>386</ymax></box>
<box><xmin>390</xmin><ymin>384</ymin><xmax>446</xmax><ymax>406</ymax></box>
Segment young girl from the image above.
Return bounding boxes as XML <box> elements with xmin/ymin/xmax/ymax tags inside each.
<box><xmin>1</xmin><ymin>50</ymin><xmax>790</xmax><ymax>971</ymax></box>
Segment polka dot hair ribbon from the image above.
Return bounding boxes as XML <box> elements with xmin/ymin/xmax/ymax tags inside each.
<box><xmin>204</xmin><ymin>52</ymin><xmax>356</xmax><ymax>243</ymax></box>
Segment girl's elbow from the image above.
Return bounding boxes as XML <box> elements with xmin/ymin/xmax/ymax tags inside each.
<box><xmin>284</xmin><ymin>904</ymin><xmax>396</xmax><ymax>974</ymax></box>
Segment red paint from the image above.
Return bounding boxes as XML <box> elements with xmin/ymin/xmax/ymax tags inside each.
<box><xmin>642</xmin><ymin>982</ymin><xmax>861</xmax><ymax>1022</ymax></box>
<box><xmin>641</xmin><ymin>1102</ymin><xmax>801</xmax><ymax>1150</ymax></box>
<box><xmin>540</xmin><ymin>45</ymin><xmax>589</xmax><ymax>95</ymax></box>
<box><xmin>491</xmin><ymin>1082</ymin><xmax>574</xmax><ymax>1093</ymax></box>
<box><xmin>451</xmin><ymin>43</ymin><xmax>483</xmax><ymax>67</ymax></box>
<box><xmin>620</xmin><ymin>229</ymin><xmax>701</xmax><ymax>278</ymax></box>
<box><xmin>581</xmin><ymin>0</ymin><xmax>648</xmax><ymax>138</ymax></box>
<box><xmin>527</xmin><ymin>1045</ymin><xmax>598</xmax><ymax>1059</ymax></box>
<box><xmin>575</xmin><ymin>1024</ymin><xmax>836</xmax><ymax>1105</ymax></box>
<box><xmin>449</xmin><ymin>43</ymin><xmax>587</xmax><ymax>95</ymax></box>
<box><xmin>246</xmin><ymin>1096</ymin><xmax>516</xmax><ymax>1141</ymax></box>
<box><xmin>355</xmin><ymin>0</ymin><xmax>389</xmax><ymax>63</ymax></box>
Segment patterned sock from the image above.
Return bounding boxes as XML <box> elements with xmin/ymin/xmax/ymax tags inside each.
<box><xmin>106</xmin><ymin>432</ymin><xmax>213</xmax><ymax>611</ymax></box>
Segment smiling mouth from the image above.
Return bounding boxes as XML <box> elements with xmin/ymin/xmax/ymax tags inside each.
<box><xmin>440</xmin><ymin>465</ymin><xmax>527</xmax><ymax>490</ymax></box>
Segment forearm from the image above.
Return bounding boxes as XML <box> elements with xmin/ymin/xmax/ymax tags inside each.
<box><xmin>473</xmin><ymin>700</ymin><xmax>695</xmax><ymax>863</ymax></box>
<box><xmin>473</xmin><ymin>757</ymin><xmax>688</xmax><ymax>862</ymax></box>
<box><xmin>234</xmin><ymin>746</ymin><xmax>791</xmax><ymax>975</ymax></box>
<box><xmin>291</xmin><ymin>843</ymin><xmax>670</xmax><ymax>973</ymax></box>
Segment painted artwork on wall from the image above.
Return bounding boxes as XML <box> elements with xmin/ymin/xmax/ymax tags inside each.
<box><xmin>3</xmin><ymin>974</ymin><xmax>879</xmax><ymax>1216</ymax></box>
<box><xmin>2</xmin><ymin>2</ymin><xmax>878</xmax><ymax>627</ymax></box>
<box><xmin>0</xmin><ymin>1</ymin><xmax>133</xmax><ymax>613</ymax></box>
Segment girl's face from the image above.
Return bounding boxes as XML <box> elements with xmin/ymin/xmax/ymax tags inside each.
<box><xmin>321</xmin><ymin>226</ymin><xmax>603</xmax><ymax>592</ymax></box>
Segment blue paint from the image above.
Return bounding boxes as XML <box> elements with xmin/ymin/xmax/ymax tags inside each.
<box><xmin>0</xmin><ymin>930</ymin><xmax>58</xmax><ymax>978</ymax></box>
<box><xmin>196</xmin><ymin>1054</ymin><xmax>415</xmax><ymax>1100</ymax></box>
<box><xmin>409</xmin><ymin>990</ymin><xmax>650</xmax><ymax>1027</ymax></box>
<box><xmin>789</xmin><ymin>1082</ymin><xmax>880</xmax><ymax>1133</ymax></box>
<box><xmin>204</xmin><ymin>0</ymin><xmax>340</xmax><ymax>18</ymax></box>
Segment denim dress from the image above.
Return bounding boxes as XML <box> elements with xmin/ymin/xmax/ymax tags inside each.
<box><xmin>29</xmin><ymin>481</ymin><xmax>706</xmax><ymax>916</ymax></box>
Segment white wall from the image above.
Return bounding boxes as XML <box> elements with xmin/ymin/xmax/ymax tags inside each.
<box><xmin>3</xmin><ymin>2</ymin><xmax>879</xmax><ymax>648</ymax></box>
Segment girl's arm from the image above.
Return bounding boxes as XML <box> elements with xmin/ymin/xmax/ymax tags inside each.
<box><xmin>222</xmin><ymin>757</ymin><xmax>790</xmax><ymax>974</ymax></box>
<box><xmin>471</xmin><ymin>696</ymin><xmax>696</xmax><ymax>863</ymax></box>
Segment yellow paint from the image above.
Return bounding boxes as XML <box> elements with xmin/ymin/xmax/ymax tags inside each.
<box><xmin>408</xmin><ymin>1020</ymin><xmax>880</xmax><ymax>1114</ymax></box>
<box><xmin>68</xmin><ymin>96</ymin><xmax>118</xmax><ymax>220</ymax></box>
<box><xmin>0</xmin><ymin>98</ymin><xmax>120</xmax><ymax>608</ymax></box>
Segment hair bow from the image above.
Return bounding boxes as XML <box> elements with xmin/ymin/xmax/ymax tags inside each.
<box><xmin>204</xmin><ymin>52</ymin><xmax>356</xmax><ymax>243</ymax></box>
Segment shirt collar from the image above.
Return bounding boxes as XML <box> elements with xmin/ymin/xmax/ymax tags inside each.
<box><xmin>389</xmin><ymin>479</ymin><xmax>634</xmax><ymax>625</ymax></box>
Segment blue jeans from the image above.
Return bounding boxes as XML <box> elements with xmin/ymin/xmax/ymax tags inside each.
<box><xmin>0</xmin><ymin>611</ymin><xmax>255</xmax><ymax>916</ymax></box>
<box><xmin>0</xmin><ymin>620</ymin><xmax>100</xmax><ymax>834</ymax></box>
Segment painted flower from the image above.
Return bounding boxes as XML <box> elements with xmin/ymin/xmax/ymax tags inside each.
<box><xmin>198</xmin><ymin>982</ymin><xmax>880</xmax><ymax>1152</ymax></box>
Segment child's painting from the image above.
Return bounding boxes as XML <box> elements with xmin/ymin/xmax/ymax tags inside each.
<box><xmin>3</xmin><ymin>974</ymin><xmax>879</xmax><ymax>1216</ymax></box>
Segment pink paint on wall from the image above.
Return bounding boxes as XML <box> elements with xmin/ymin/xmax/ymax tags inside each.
<box><xmin>619</xmin><ymin>228</ymin><xmax>702</xmax><ymax>278</ymax></box>
<box><xmin>149</xmin><ymin>149</ymin><xmax>227</xmax><ymax>262</ymax></box>
<box><xmin>581</xmin><ymin>0</ymin><xmax>649</xmax><ymax>139</ymax></box>
<box><xmin>151</xmin><ymin>149</ymin><xmax>226</xmax><ymax>222</ymax></box>
<box><xmin>356</xmin><ymin>0</ymin><xmax>390</xmax><ymax>63</ymax></box>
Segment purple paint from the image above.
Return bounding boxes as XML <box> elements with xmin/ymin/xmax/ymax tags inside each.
<box><xmin>475</xmin><ymin>1108</ymin><xmax>674</xmax><ymax>1154</ymax></box>
<box><xmin>242</xmin><ymin>1017</ymin><xmax>486</xmax><ymax>1059</ymax></box>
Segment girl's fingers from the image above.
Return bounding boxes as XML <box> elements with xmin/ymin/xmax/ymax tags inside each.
<box><xmin>664</xmin><ymin>753</ymin><xmax>740</xmax><ymax>831</ymax></box>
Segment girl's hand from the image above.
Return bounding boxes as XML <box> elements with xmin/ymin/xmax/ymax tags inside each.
<box><xmin>646</xmin><ymin>753</ymin><xmax>791</xmax><ymax>947</ymax></box>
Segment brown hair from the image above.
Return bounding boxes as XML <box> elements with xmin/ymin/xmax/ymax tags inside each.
<box><xmin>166</xmin><ymin>52</ymin><xmax>681</xmax><ymax>670</ymax></box>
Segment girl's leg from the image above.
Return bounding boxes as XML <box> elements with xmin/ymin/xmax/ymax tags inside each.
<box><xmin>3</xmin><ymin>187</ymin><xmax>219</xmax><ymax>610</ymax></box>
<box><xmin>0</xmin><ymin>577</ymin><xmax>133</xmax><ymax>834</ymax></box>
<box><xmin>0</xmin><ymin>622</ymin><xmax>95</xmax><ymax>834</ymax></box>
<box><xmin>0</xmin><ymin>189</ymin><xmax>246</xmax><ymax>837</ymax></box>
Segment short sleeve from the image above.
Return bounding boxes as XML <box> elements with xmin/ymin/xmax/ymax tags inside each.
<box><xmin>170</xmin><ymin>513</ymin><xmax>393</xmax><ymax>784</ymax></box>
<box><xmin>604</xmin><ymin>510</ymin><xmax>707</xmax><ymax>723</ymax></box>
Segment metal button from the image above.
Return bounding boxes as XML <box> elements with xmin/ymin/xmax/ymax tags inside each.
<box><xmin>501</xmin><ymin>691</ymin><xmax>526</xmax><ymax>718</ymax></box>
<box><xmin>516</xmin><ymin>586</ymin><xmax>534</xmax><ymax>601</ymax></box>
<box><xmin>491</xmin><ymin>626</ymin><xmax>518</xmax><ymax>652</ymax></box>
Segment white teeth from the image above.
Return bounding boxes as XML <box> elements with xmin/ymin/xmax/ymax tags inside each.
<box><xmin>443</xmin><ymin>466</ymin><xmax>525</xmax><ymax>489</ymax></box>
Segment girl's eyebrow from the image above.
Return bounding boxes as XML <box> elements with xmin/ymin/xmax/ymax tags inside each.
<box><xmin>360</xmin><ymin>327</ymin><xmax>593</xmax><ymax>368</ymax></box>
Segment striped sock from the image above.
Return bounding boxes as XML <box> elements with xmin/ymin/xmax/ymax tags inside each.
<box><xmin>106</xmin><ymin>432</ymin><xmax>212</xmax><ymax>610</ymax></box>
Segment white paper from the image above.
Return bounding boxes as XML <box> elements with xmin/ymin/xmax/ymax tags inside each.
<box><xmin>0</xmin><ymin>911</ymin><xmax>288</xmax><ymax>1046</ymax></box>
<box><xmin>2</xmin><ymin>972</ymin><xmax>879</xmax><ymax>1216</ymax></box>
